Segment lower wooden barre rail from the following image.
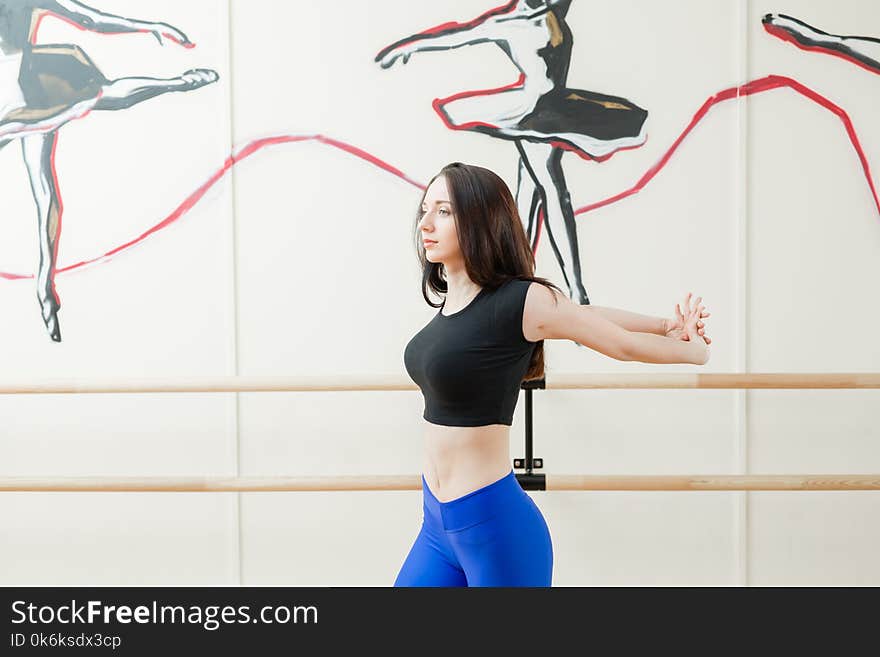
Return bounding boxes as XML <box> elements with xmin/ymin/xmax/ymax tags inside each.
<box><xmin>1</xmin><ymin>474</ymin><xmax>879</xmax><ymax>492</ymax></box>
<box><xmin>0</xmin><ymin>373</ymin><xmax>878</xmax><ymax>394</ymax></box>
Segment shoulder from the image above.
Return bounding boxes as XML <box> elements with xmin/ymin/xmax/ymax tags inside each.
<box><xmin>492</xmin><ymin>278</ymin><xmax>583</xmax><ymax>343</ymax></box>
<box><xmin>490</xmin><ymin>278</ymin><xmax>544</xmax><ymax>344</ymax></box>
<box><xmin>521</xmin><ymin>281</ymin><xmax>577</xmax><ymax>342</ymax></box>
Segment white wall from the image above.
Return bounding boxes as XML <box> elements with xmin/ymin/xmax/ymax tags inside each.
<box><xmin>1</xmin><ymin>0</ymin><xmax>878</xmax><ymax>586</ymax></box>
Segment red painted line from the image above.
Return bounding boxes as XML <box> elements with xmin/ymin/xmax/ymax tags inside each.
<box><xmin>1</xmin><ymin>77</ymin><xmax>877</xmax><ymax>281</ymax></box>
<box><xmin>0</xmin><ymin>135</ymin><xmax>425</xmax><ymax>281</ymax></box>
<box><xmin>574</xmin><ymin>75</ymin><xmax>879</xmax><ymax>219</ymax></box>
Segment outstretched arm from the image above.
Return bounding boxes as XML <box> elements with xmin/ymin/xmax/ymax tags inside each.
<box><xmin>589</xmin><ymin>306</ymin><xmax>667</xmax><ymax>335</ymax></box>
<box><xmin>45</xmin><ymin>0</ymin><xmax>192</xmax><ymax>46</ymax></box>
<box><xmin>376</xmin><ymin>2</ymin><xmax>546</xmax><ymax>65</ymax></box>
<box><xmin>525</xmin><ymin>285</ymin><xmax>710</xmax><ymax>365</ymax></box>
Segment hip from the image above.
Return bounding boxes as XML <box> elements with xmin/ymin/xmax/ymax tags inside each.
<box><xmin>421</xmin><ymin>468</ymin><xmax>548</xmax><ymax>535</ymax></box>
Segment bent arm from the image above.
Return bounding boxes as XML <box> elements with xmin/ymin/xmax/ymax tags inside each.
<box><xmin>48</xmin><ymin>0</ymin><xmax>152</xmax><ymax>34</ymax></box>
<box><xmin>589</xmin><ymin>306</ymin><xmax>667</xmax><ymax>335</ymax></box>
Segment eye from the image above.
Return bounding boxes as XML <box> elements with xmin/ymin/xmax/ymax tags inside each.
<box><xmin>418</xmin><ymin>206</ymin><xmax>451</xmax><ymax>216</ymax></box>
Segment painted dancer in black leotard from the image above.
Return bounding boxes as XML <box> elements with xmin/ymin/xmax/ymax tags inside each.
<box><xmin>377</xmin><ymin>0</ymin><xmax>649</xmax><ymax>307</ymax></box>
<box><xmin>0</xmin><ymin>1</ymin><xmax>218</xmax><ymax>342</ymax></box>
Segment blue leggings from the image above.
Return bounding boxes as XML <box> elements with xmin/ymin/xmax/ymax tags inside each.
<box><xmin>394</xmin><ymin>469</ymin><xmax>553</xmax><ymax>587</ymax></box>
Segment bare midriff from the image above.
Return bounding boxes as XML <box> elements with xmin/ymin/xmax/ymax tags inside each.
<box><xmin>422</xmin><ymin>422</ymin><xmax>512</xmax><ymax>503</ymax></box>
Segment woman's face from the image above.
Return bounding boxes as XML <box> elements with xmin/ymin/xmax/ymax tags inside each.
<box><xmin>418</xmin><ymin>176</ymin><xmax>460</xmax><ymax>264</ymax></box>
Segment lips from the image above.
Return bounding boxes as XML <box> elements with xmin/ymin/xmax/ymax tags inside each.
<box><xmin>423</xmin><ymin>240</ymin><xmax>437</xmax><ymax>246</ymax></box>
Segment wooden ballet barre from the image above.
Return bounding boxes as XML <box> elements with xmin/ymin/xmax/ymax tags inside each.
<box><xmin>0</xmin><ymin>373</ymin><xmax>878</xmax><ymax>394</ymax></box>
<box><xmin>1</xmin><ymin>474</ymin><xmax>879</xmax><ymax>492</ymax></box>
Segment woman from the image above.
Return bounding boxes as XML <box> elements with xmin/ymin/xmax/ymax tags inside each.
<box><xmin>398</xmin><ymin>162</ymin><xmax>711</xmax><ymax>587</ymax></box>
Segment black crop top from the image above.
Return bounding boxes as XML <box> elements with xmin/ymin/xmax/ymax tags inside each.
<box><xmin>404</xmin><ymin>277</ymin><xmax>538</xmax><ymax>427</ymax></box>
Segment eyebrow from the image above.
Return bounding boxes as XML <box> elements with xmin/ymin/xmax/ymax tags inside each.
<box><xmin>421</xmin><ymin>200</ymin><xmax>451</xmax><ymax>206</ymax></box>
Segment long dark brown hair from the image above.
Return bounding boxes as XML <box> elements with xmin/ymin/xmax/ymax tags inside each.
<box><xmin>413</xmin><ymin>161</ymin><xmax>564</xmax><ymax>381</ymax></box>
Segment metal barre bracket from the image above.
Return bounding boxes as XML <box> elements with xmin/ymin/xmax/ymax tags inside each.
<box><xmin>513</xmin><ymin>377</ymin><xmax>546</xmax><ymax>490</ymax></box>
<box><xmin>515</xmin><ymin>473</ymin><xmax>546</xmax><ymax>491</ymax></box>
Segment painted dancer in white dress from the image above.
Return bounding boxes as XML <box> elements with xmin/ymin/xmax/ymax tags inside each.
<box><xmin>377</xmin><ymin>0</ymin><xmax>649</xmax><ymax>308</ymax></box>
<box><xmin>0</xmin><ymin>0</ymin><xmax>218</xmax><ymax>342</ymax></box>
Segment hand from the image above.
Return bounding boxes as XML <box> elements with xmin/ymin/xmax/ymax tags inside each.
<box><xmin>376</xmin><ymin>43</ymin><xmax>417</xmax><ymax>69</ymax></box>
<box><xmin>150</xmin><ymin>22</ymin><xmax>192</xmax><ymax>48</ymax></box>
<box><xmin>664</xmin><ymin>292</ymin><xmax>711</xmax><ymax>344</ymax></box>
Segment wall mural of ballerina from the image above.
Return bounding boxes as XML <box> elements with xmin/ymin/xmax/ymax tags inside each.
<box><xmin>762</xmin><ymin>13</ymin><xmax>880</xmax><ymax>76</ymax></box>
<box><xmin>0</xmin><ymin>0</ymin><xmax>218</xmax><ymax>342</ymax></box>
<box><xmin>375</xmin><ymin>0</ymin><xmax>649</xmax><ymax>306</ymax></box>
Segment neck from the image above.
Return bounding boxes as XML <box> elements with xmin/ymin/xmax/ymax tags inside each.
<box><xmin>442</xmin><ymin>263</ymin><xmax>481</xmax><ymax>301</ymax></box>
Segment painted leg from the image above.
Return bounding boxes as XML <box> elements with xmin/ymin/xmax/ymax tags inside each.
<box><xmin>21</xmin><ymin>130</ymin><xmax>63</xmax><ymax>342</ymax></box>
<box><xmin>514</xmin><ymin>147</ymin><xmax>541</xmax><ymax>251</ymax></box>
<box><xmin>518</xmin><ymin>140</ymin><xmax>590</xmax><ymax>306</ymax></box>
<box><xmin>93</xmin><ymin>69</ymin><xmax>219</xmax><ymax>111</ymax></box>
